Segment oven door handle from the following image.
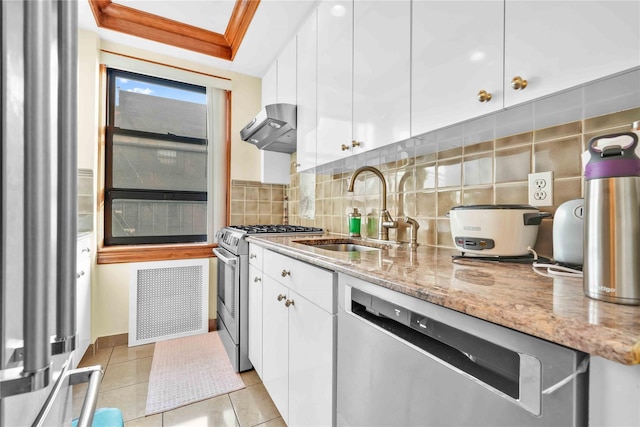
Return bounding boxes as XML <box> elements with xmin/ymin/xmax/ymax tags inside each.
<box><xmin>213</xmin><ymin>248</ymin><xmax>237</xmax><ymax>266</ymax></box>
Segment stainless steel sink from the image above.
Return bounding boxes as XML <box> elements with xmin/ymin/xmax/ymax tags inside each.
<box><xmin>313</xmin><ymin>243</ymin><xmax>381</xmax><ymax>252</ymax></box>
<box><xmin>293</xmin><ymin>238</ymin><xmax>387</xmax><ymax>252</ymax></box>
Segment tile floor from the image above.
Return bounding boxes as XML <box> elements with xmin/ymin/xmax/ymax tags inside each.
<box><xmin>73</xmin><ymin>343</ymin><xmax>285</xmax><ymax>426</ymax></box>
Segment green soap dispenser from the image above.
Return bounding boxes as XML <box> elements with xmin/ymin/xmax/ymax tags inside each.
<box><xmin>348</xmin><ymin>208</ymin><xmax>361</xmax><ymax>237</ymax></box>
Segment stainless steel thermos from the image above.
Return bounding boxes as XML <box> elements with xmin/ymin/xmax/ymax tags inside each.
<box><xmin>584</xmin><ymin>131</ymin><xmax>640</xmax><ymax>305</ymax></box>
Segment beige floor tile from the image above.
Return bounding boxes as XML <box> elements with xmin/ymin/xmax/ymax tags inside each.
<box><xmin>110</xmin><ymin>344</ymin><xmax>155</xmax><ymax>365</ymax></box>
<box><xmin>229</xmin><ymin>384</ymin><xmax>281</xmax><ymax>427</ymax></box>
<box><xmin>255</xmin><ymin>417</ymin><xmax>287</xmax><ymax>427</ymax></box>
<box><xmin>101</xmin><ymin>357</ymin><xmax>153</xmax><ymax>392</ymax></box>
<box><xmin>78</xmin><ymin>347</ymin><xmax>113</xmax><ymax>369</ymax></box>
<box><xmin>162</xmin><ymin>394</ymin><xmax>240</xmax><ymax>427</ymax></box>
<box><xmin>97</xmin><ymin>382</ymin><xmax>149</xmax><ymax>422</ymax></box>
<box><xmin>240</xmin><ymin>370</ymin><xmax>261</xmax><ymax>387</ymax></box>
<box><xmin>124</xmin><ymin>413</ymin><xmax>162</xmax><ymax>426</ymax></box>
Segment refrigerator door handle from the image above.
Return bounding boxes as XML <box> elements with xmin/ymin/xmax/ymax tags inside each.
<box><xmin>52</xmin><ymin>0</ymin><xmax>78</xmax><ymax>355</ymax></box>
<box><xmin>32</xmin><ymin>364</ymin><xmax>104</xmax><ymax>427</ymax></box>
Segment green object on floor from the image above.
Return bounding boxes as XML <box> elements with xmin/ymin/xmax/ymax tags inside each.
<box><xmin>71</xmin><ymin>408</ymin><xmax>123</xmax><ymax>427</ymax></box>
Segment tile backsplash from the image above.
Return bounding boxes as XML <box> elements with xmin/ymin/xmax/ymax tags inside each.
<box><xmin>229</xmin><ymin>180</ymin><xmax>287</xmax><ymax>225</ymax></box>
<box><xmin>286</xmin><ymin>107</ymin><xmax>640</xmax><ymax>258</ymax></box>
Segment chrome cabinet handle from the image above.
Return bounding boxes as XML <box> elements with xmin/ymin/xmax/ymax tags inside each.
<box><xmin>77</xmin><ymin>271</ymin><xmax>85</xmax><ymax>279</ymax></box>
<box><xmin>254</xmin><ymin>277</ymin><xmax>261</xmax><ymax>283</ymax></box>
<box><xmin>81</xmin><ymin>247</ymin><xmax>90</xmax><ymax>254</ymax></box>
<box><xmin>477</xmin><ymin>90</ymin><xmax>492</xmax><ymax>103</ymax></box>
<box><xmin>277</xmin><ymin>294</ymin><xmax>286</xmax><ymax>301</ymax></box>
<box><xmin>249</xmin><ymin>253</ymin><xmax>256</xmax><ymax>259</ymax></box>
<box><xmin>285</xmin><ymin>299</ymin><xmax>295</xmax><ymax>307</ymax></box>
<box><xmin>511</xmin><ymin>76</ymin><xmax>528</xmax><ymax>90</ymax></box>
<box><xmin>281</xmin><ymin>270</ymin><xmax>290</xmax><ymax>277</ymax></box>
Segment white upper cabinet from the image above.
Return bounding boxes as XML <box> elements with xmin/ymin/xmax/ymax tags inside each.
<box><xmin>353</xmin><ymin>1</ymin><xmax>411</xmax><ymax>150</ymax></box>
<box><xmin>317</xmin><ymin>0</ymin><xmax>353</xmax><ymax>166</ymax></box>
<box><xmin>262</xmin><ymin>61</ymin><xmax>277</xmax><ymax>108</ymax></box>
<box><xmin>277</xmin><ymin>38</ymin><xmax>297</xmax><ymax>105</ymax></box>
<box><xmin>504</xmin><ymin>0</ymin><xmax>640</xmax><ymax>107</ymax></box>
<box><xmin>296</xmin><ymin>10</ymin><xmax>318</xmax><ymax>172</ymax></box>
<box><xmin>411</xmin><ymin>1</ymin><xmax>504</xmax><ymax>137</ymax></box>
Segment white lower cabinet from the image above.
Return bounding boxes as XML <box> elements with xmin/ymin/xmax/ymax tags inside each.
<box><xmin>74</xmin><ymin>233</ymin><xmax>92</xmax><ymax>367</ymax></box>
<box><xmin>259</xmin><ymin>248</ymin><xmax>337</xmax><ymax>426</ymax></box>
<box><xmin>248</xmin><ymin>263</ymin><xmax>263</xmax><ymax>378</ymax></box>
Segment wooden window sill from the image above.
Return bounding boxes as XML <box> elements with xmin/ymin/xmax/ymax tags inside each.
<box><xmin>97</xmin><ymin>243</ymin><xmax>216</xmax><ymax>264</ymax></box>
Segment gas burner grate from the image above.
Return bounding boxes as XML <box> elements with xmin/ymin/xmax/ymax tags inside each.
<box><xmin>230</xmin><ymin>224</ymin><xmax>323</xmax><ymax>234</ymax></box>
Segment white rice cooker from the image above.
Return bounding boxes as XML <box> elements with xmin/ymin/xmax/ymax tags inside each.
<box><xmin>448</xmin><ymin>204</ymin><xmax>551</xmax><ymax>256</ymax></box>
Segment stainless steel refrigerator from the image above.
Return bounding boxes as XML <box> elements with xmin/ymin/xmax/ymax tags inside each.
<box><xmin>1</xmin><ymin>1</ymin><xmax>102</xmax><ymax>425</ymax></box>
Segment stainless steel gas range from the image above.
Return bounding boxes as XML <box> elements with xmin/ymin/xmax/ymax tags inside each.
<box><xmin>214</xmin><ymin>225</ymin><xmax>323</xmax><ymax>372</ymax></box>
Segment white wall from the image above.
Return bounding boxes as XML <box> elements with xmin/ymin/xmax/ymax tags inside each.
<box><xmin>78</xmin><ymin>30</ymin><xmax>263</xmax><ymax>339</ymax></box>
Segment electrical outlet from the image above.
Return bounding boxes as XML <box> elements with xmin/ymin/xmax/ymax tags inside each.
<box><xmin>528</xmin><ymin>171</ymin><xmax>553</xmax><ymax>207</ymax></box>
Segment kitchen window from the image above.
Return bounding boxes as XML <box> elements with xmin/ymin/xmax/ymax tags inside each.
<box><xmin>104</xmin><ymin>68</ymin><xmax>213</xmax><ymax>246</ymax></box>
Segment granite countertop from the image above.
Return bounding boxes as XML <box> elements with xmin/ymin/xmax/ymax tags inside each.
<box><xmin>247</xmin><ymin>234</ymin><xmax>640</xmax><ymax>365</ymax></box>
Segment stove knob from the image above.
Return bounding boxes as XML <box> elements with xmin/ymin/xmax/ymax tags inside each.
<box><xmin>233</xmin><ymin>237</ymin><xmax>239</xmax><ymax>246</ymax></box>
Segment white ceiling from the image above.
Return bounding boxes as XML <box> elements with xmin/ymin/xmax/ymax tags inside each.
<box><xmin>77</xmin><ymin>0</ymin><xmax>319</xmax><ymax>78</ymax></box>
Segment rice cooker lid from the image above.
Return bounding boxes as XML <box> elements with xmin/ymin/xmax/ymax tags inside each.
<box><xmin>450</xmin><ymin>204</ymin><xmax>539</xmax><ymax>211</ymax></box>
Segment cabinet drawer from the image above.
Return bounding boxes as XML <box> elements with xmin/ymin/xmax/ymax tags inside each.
<box><xmin>263</xmin><ymin>249</ymin><xmax>336</xmax><ymax>313</ymax></box>
<box><xmin>248</xmin><ymin>243</ymin><xmax>264</xmax><ymax>269</ymax></box>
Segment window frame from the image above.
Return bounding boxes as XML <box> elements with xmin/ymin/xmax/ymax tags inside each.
<box><xmin>104</xmin><ymin>68</ymin><xmax>209</xmax><ymax>246</ymax></box>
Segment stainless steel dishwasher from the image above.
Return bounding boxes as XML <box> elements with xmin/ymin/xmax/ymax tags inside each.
<box><xmin>337</xmin><ymin>274</ymin><xmax>588</xmax><ymax>426</ymax></box>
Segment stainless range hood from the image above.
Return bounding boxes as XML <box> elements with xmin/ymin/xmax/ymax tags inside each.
<box><xmin>240</xmin><ymin>103</ymin><xmax>297</xmax><ymax>153</ymax></box>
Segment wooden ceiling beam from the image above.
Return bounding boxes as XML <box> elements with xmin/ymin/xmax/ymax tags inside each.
<box><xmin>88</xmin><ymin>0</ymin><xmax>261</xmax><ymax>62</ymax></box>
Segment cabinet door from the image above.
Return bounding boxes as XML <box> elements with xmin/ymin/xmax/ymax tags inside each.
<box><xmin>353</xmin><ymin>0</ymin><xmax>410</xmax><ymax>150</ymax></box>
<box><xmin>317</xmin><ymin>0</ymin><xmax>353</xmax><ymax>166</ymax></box>
<box><xmin>75</xmin><ymin>234</ymin><xmax>92</xmax><ymax>367</ymax></box>
<box><xmin>412</xmin><ymin>1</ymin><xmax>504</xmax><ymax>137</ymax></box>
<box><xmin>261</xmin><ymin>275</ymin><xmax>289</xmax><ymax>424</ymax></box>
<box><xmin>262</xmin><ymin>61</ymin><xmax>277</xmax><ymax>108</ymax></box>
<box><xmin>504</xmin><ymin>0</ymin><xmax>640</xmax><ymax>107</ymax></box>
<box><xmin>288</xmin><ymin>289</ymin><xmax>336</xmax><ymax>427</ymax></box>
<box><xmin>296</xmin><ymin>9</ymin><xmax>318</xmax><ymax>172</ymax></box>
<box><xmin>248</xmin><ymin>264</ymin><xmax>263</xmax><ymax>378</ymax></box>
<box><xmin>277</xmin><ymin>37</ymin><xmax>297</xmax><ymax>105</ymax></box>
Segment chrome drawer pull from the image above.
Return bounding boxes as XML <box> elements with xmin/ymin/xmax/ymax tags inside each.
<box><xmin>281</xmin><ymin>270</ymin><xmax>290</xmax><ymax>277</ymax></box>
<box><xmin>254</xmin><ymin>277</ymin><xmax>261</xmax><ymax>283</ymax></box>
<box><xmin>285</xmin><ymin>299</ymin><xmax>295</xmax><ymax>307</ymax></box>
<box><xmin>77</xmin><ymin>271</ymin><xmax>85</xmax><ymax>279</ymax></box>
<box><xmin>277</xmin><ymin>294</ymin><xmax>286</xmax><ymax>301</ymax></box>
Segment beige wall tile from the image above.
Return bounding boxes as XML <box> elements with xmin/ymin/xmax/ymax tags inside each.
<box><xmin>534</xmin><ymin>121</ymin><xmax>581</xmax><ymax>143</ymax></box>
<box><xmin>438</xmin><ymin>146</ymin><xmax>462</xmax><ymax>160</ymax></box>
<box><xmin>245</xmin><ymin>187</ymin><xmax>259</xmax><ymax>201</ymax></box>
<box><xmin>259</xmin><ymin>201</ymin><xmax>271</xmax><ymax>215</ymax></box>
<box><xmin>584</xmin><ymin>107</ymin><xmax>640</xmax><ymax>132</ymax></box>
<box><xmin>244</xmin><ymin>201</ymin><xmax>258</xmax><ymax>214</ymax></box>
<box><xmin>495</xmin><ymin>183</ymin><xmax>528</xmax><ymax>205</ymax></box>
<box><xmin>437</xmin><ymin>190</ymin><xmax>462</xmax><ymax>217</ymax></box>
<box><xmin>231</xmin><ymin>186</ymin><xmax>245</xmax><ymax>201</ymax></box>
<box><xmin>416</xmin><ymin>163</ymin><xmax>436</xmax><ymax>190</ymax></box>
<box><xmin>495</xmin><ymin>146</ymin><xmax>531</xmax><ymax>183</ymax></box>
<box><xmin>437</xmin><ymin>159</ymin><xmax>462</xmax><ymax>188</ymax></box>
<box><xmin>463</xmin><ymin>154</ymin><xmax>493</xmax><ymax>186</ymax></box>
<box><xmin>495</xmin><ymin>131</ymin><xmax>532</xmax><ymax>149</ymax></box>
<box><xmin>464</xmin><ymin>140</ymin><xmax>493</xmax><ymax>155</ymax></box>
<box><xmin>463</xmin><ymin>187</ymin><xmax>493</xmax><ymax>205</ymax></box>
<box><xmin>416</xmin><ymin>191</ymin><xmax>436</xmax><ymax>218</ymax></box>
<box><xmin>436</xmin><ymin>218</ymin><xmax>453</xmax><ymax>247</ymax></box>
<box><xmin>534</xmin><ymin>136</ymin><xmax>582</xmax><ymax>178</ymax></box>
<box><xmin>259</xmin><ymin>187</ymin><xmax>271</xmax><ymax>201</ymax></box>
<box><xmin>231</xmin><ymin>201</ymin><xmax>244</xmax><ymax>215</ymax></box>
<box><xmin>415</xmin><ymin>152</ymin><xmax>437</xmax><ymax>164</ymax></box>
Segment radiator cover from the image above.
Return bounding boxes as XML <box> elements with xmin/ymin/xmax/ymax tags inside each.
<box><xmin>129</xmin><ymin>258</ymin><xmax>209</xmax><ymax>346</ymax></box>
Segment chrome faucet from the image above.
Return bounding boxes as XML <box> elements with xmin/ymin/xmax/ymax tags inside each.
<box><xmin>347</xmin><ymin>166</ymin><xmax>397</xmax><ymax>241</ymax></box>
